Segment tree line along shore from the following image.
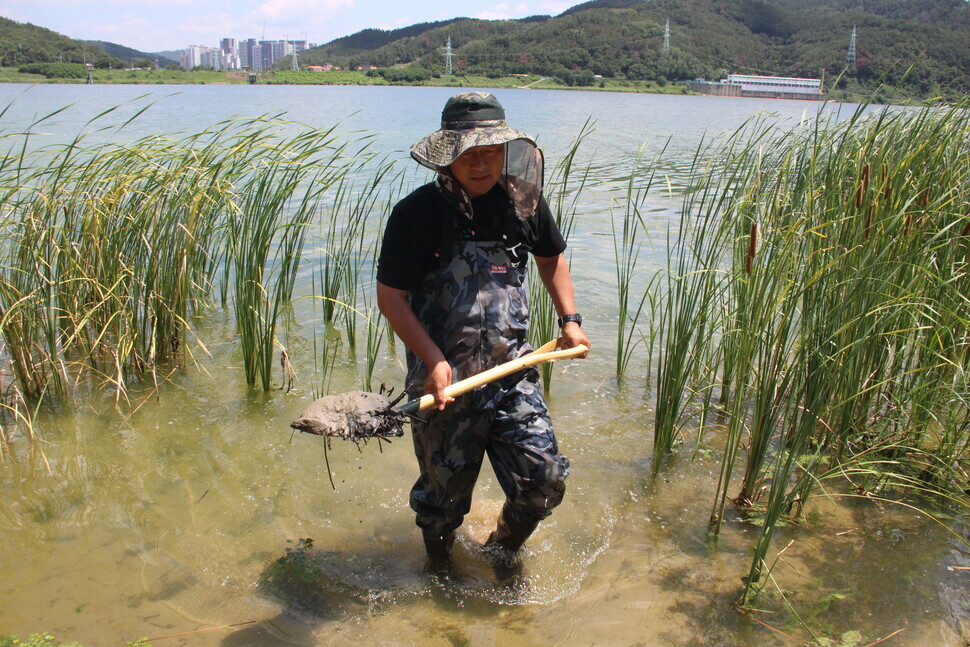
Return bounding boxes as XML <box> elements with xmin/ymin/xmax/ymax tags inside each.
<box><xmin>0</xmin><ymin>66</ymin><xmax>915</xmax><ymax>105</ymax></box>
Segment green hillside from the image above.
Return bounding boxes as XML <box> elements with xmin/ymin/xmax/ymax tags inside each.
<box><xmin>318</xmin><ymin>18</ymin><xmax>467</xmax><ymax>57</ymax></box>
<box><xmin>0</xmin><ymin>17</ymin><xmax>123</xmax><ymax>68</ymax></box>
<box><xmin>301</xmin><ymin>0</ymin><xmax>970</xmax><ymax>97</ymax></box>
<box><xmin>85</xmin><ymin>40</ymin><xmax>179</xmax><ymax>68</ymax></box>
<box><xmin>1</xmin><ymin>0</ymin><xmax>967</xmax><ymax>98</ymax></box>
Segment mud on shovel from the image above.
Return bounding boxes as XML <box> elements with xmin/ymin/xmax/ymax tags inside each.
<box><xmin>291</xmin><ymin>339</ymin><xmax>588</xmax><ymax>445</ymax></box>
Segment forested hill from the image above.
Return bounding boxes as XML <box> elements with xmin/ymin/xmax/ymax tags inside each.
<box><xmin>301</xmin><ymin>0</ymin><xmax>970</xmax><ymax>95</ymax></box>
<box><xmin>319</xmin><ymin>19</ymin><xmax>467</xmax><ymax>57</ymax></box>
<box><xmin>0</xmin><ymin>17</ymin><xmax>124</xmax><ymax>68</ymax></box>
<box><xmin>84</xmin><ymin>41</ymin><xmax>179</xmax><ymax>68</ymax></box>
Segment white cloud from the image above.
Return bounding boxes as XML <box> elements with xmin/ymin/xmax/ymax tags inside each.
<box><xmin>252</xmin><ymin>0</ymin><xmax>354</xmax><ymax>23</ymax></box>
<box><xmin>380</xmin><ymin>16</ymin><xmax>418</xmax><ymax>30</ymax></box>
<box><xmin>473</xmin><ymin>3</ymin><xmax>525</xmax><ymax>20</ymax></box>
<box><xmin>473</xmin><ymin>3</ymin><xmax>549</xmax><ymax>21</ymax></box>
<box><xmin>537</xmin><ymin>0</ymin><xmax>574</xmax><ymax>16</ymax></box>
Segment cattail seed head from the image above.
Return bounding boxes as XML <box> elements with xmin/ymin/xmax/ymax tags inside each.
<box><xmin>856</xmin><ymin>164</ymin><xmax>870</xmax><ymax>210</ymax></box>
<box><xmin>746</xmin><ymin>221</ymin><xmax>758</xmax><ymax>274</ymax></box>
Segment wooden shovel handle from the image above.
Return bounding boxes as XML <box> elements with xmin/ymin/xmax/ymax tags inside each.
<box><xmin>399</xmin><ymin>341</ymin><xmax>588</xmax><ymax>414</ymax></box>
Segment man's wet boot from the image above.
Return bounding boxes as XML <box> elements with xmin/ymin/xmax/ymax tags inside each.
<box><xmin>484</xmin><ymin>504</ymin><xmax>539</xmax><ymax>552</ymax></box>
<box><xmin>423</xmin><ymin>530</ymin><xmax>456</xmax><ymax>572</ymax></box>
<box><xmin>484</xmin><ymin>505</ymin><xmax>539</xmax><ymax>585</ymax></box>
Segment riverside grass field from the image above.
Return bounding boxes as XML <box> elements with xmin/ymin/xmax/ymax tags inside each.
<box><xmin>0</xmin><ymin>85</ymin><xmax>967</xmax><ymax>646</ymax></box>
<box><xmin>0</xmin><ymin>65</ymin><xmax>739</xmax><ymax>96</ymax></box>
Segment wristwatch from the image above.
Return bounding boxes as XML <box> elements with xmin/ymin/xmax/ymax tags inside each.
<box><xmin>557</xmin><ymin>313</ymin><xmax>583</xmax><ymax>328</ymax></box>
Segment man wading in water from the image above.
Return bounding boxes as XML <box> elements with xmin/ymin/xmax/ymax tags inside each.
<box><xmin>376</xmin><ymin>92</ymin><xmax>591</xmax><ymax>572</ymax></box>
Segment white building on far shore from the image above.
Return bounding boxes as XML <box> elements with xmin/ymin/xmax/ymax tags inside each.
<box><xmin>689</xmin><ymin>74</ymin><xmax>826</xmax><ymax>100</ymax></box>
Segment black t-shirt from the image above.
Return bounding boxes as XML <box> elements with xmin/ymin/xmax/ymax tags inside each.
<box><xmin>377</xmin><ymin>182</ymin><xmax>566</xmax><ymax>292</ymax></box>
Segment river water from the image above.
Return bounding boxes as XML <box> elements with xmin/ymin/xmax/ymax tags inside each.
<box><xmin>0</xmin><ymin>84</ymin><xmax>966</xmax><ymax>646</ymax></box>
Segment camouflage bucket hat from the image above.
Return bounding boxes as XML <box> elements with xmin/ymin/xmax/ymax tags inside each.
<box><xmin>411</xmin><ymin>92</ymin><xmax>535</xmax><ymax>169</ymax></box>
<box><xmin>411</xmin><ymin>92</ymin><xmax>544</xmax><ymax>221</ymax></box>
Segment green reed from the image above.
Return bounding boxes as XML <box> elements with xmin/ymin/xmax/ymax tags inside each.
<box><xmin>357</xmin><ymin>176</ymin><xmax>403</xmax><ymax>392</ymax></box>
<box><xmin>343</xmin><ymin>163</ymin><xmax>397</xmax><ymax>357</ymax></box>
<box><xmin>612</xmin><ymin>144</ymin><xmax>666</xmax><ymax>380</ymax></box>
<box><xmin>305</xmin><ymin>160</ymin><xmax>402</xmax><ymax>395</ymax></box>
<box><xmin>652</xmin><ymin>131</ymin><xmax>749</xmax><ymax>465</ymax></box>
<box><xmin>319</xmin><ymin>173</ymin><xmax>369</xmax><ymax>327</ymax></box>
<box><xmin>527</xmin><ymin>121</ymin><xmax>593</xmax><ymax>386</ymax></box>
<box><xmin>0</xmin><ymin>109</ymin><xmax>368</xmax><ymax>418</ymax></box>
<box><xmin>308</xmin><ymin>270</ymin><xmax>339</xmax><ymax>400</ymax></box>
<box><xmin>227</xmin><ymin>122</ymin><xmax>350</xmax><ymax>390</ymax></box>
<box><xmin>1</xmin><ymin>122</ymin><xmax>232</xmax><ymax>401</ymax></box>
<box><xmin>651</xmin><ymin>98</ymin><xmax>970</xmax><ymax>603</ymax></box>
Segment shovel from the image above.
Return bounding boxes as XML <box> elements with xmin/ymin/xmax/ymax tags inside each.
<box><xmin>291</xmin><ymin>339</ymin><xmax>587</xmax><ymax>444</ymax></box>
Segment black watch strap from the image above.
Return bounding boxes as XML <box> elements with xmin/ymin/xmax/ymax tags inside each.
<box><xmin>557</xmin><ymin>313</ymin><xmax>583</xmax><ymax>328</ymax></box>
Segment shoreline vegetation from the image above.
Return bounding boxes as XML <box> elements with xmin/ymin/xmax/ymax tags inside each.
<box><xmin>0</xmin><ymin>66</ymin><xmax>896</xmax><ymax>103</ymax></box>
<box><xmin>0</xmin><ymin>90</ymin><xmax>966</xmax><ymax>642</ymax></box>
<box><xmin>0</xmin><ymin>66</ymin><xmax>687</xmax><ymax>94</ymax></box>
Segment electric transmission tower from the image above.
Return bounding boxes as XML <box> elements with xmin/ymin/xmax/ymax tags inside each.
<box><xmin>663</xmin><ymin>20</ymin><xmax>670</xmax><ymax>53</ymax></box>
<box><xmin>286</xmin><ymin>34</ymin><xmax>299</xmax><ymax>70</ymax></box>
<box><xmin>442</xmin><ymin>36</ymin><xmax>454</xmax><ymax>75</ymax></box>
<box><xmin>846</xmin><ymin>25</ymin><xmax>857</xmax><ymax>67</ymax></box>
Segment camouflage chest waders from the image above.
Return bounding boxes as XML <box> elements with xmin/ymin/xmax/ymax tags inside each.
<box><xmin>406</xmin><ymin>228</ymin><xmax>569</xmax><ymax>552</ymax></box>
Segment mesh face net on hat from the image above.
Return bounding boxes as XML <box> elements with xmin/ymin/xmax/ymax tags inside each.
<box><xmin>410</xmin><ymin>92</ymin><xmax>544</xmax><ymax>221</ymax></box>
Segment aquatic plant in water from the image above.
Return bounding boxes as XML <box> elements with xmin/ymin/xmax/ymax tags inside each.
<box><xmin>225</xmin><ymin>120</ymin><xmax>352</xmax><ymax>390</ymax></box>
<box><xmin>0</xmin><ymin>109</ymin><xmax>388</xmax><ymax>443</ymax></box>
<box><xmin>650</xmin><ymin>97</ymin><xmax>970</xmax><ymax>603</ymax></box>
<box><xmin>2</xmin><ymin>94</ymin><xmax>967</xmax><ymax>626</ymax></box>
<box><xmin>527</xmin><ymin>120</ymin><xmax>593</xmax><ymax>388</ymax></box>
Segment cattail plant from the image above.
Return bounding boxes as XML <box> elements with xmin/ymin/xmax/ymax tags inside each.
<box><xmin>651</xmin><ymin>96</ymin><xmax>970</xmax><ymax>603</ymax></box>
<box><xmin>0</xmin><ymin>109</ymin><xmax>368</xmax><ymax>409</ymax></box>
<box><xmin>227</xmin><ymin>123</ymin><xmax>350</xmax><ymax>391</ymax></box>
<box><xmin>612</xmin><ymin>144</ymin><xmax>666</xmax><ymax>380</ymax></box>
<box><xmin>528</xmin><ymin>121</ymin><xmax>593</xmax><ymax>388</ymax></box>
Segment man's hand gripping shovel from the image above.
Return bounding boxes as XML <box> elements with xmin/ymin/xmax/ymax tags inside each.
<box><xmin>290</xmin><ymin>339</ymin><xmax>588</xmax><ymax>446</ymax></box>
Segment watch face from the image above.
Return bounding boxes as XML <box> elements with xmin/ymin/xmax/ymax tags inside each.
<box><xmin>559</xmin><ymin>314</ymin><xmax>582</xmax><ymax>327</ymax></box>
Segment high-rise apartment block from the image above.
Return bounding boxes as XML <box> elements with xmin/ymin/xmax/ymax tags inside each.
<box><xmin>180</xmin><ymin>37</ymin><xmax>316</xmax><ymax>71</ymax></box>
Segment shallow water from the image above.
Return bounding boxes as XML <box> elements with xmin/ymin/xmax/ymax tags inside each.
<box><xmin>2</xmin><ymin>337</ymin><xmax>966</xmax><ymax>646</ymax></box>
<box><xmin>0</xmin><ymin>85</ymin><xmax>966</xmax><ymax>645</ymax></box>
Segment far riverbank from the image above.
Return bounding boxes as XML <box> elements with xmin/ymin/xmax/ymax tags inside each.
<box><xmin>0</xmin><ymin>66</ymin><xmax>683</xmax><ymax>93</ymax></box>
<box><xmin>0</xmin><ymin>66</ymin><xmax>900</xmax><ymax>104</ymax></box>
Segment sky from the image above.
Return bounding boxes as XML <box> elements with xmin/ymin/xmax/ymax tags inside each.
<box><xmin>0</xmin><ymin>0</ymin><xmax>578</xmax><ymax>54</ymax></box>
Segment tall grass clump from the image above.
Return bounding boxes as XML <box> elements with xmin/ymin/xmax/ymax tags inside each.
<box><xmin>652</xmin><ymin>131</ymin><xmax>754</xmax><ymax>464</ymax></box>
<box><xmin>225</xmin><ymin>122</ymin><xmax>354</xmax><ymax>391</ymax></box>
<box><xmin>611</xmin><ymin>143</ymin><xmax>666</xmax><ymax>380</ymax></box>
<box><xmin>528</xmin><ymin>121</ymin><xmax>593</xmax><ymax>387</ymax></box>
<box><xmin>0</xmin><ymin>108</ymin><xmax>367</xmax><ymax>424</ymax></box>
<box><xmin>0</xmin><ymin>115</ymin><xmax>236</xmax><ymax>404</ymax></box>
<box><xmin>318</xmin><ymin>160</ymin><xmax>397</xmax><ymax>353</ymax></box>
<box><xmin>650</xmin><ymin>99</ymin><xmax>970</xmax><ymax>603</ymax></box>
<box><xmin>305</xmin><ymin>160</ymin><xmax>406</xmax><ymax>396</ymax></box>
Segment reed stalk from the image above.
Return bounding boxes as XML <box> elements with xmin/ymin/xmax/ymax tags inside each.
<box><xmin>362</xmin><ymin>306</ymin><xmax>385</xmax><ymax>393</ymax></box>
<box><xmin>653</xmin><ymin>131</ymin><xmax>747</xmax><ymax>464</ymax></box>
<box><xmin>652</xmin><ymin>97</ymin><xmax>970</xmax><ymax>602</ymax></box>
<box><xmin>227</xmin><ymin>123</ymin><xmax>349</xmax><ymax>390</ymax></box>
<box><xmin>528</xmin><ymin>121</ymin><xmax>593</xmax><ymax>387</ymax></box>
<box><xmin>612</xmin><ymin>144</ymin><xmax>665</xmax><ymax>380</ymax></box>
<box><xmin>0</xmin><ymin>108</ymin><xmax>369</xmax><ymax>408</ymax></box>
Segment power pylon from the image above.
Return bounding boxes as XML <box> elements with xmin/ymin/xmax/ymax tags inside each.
<box><xmin>286</xmin><ymin>34</ymin><xmax>298</xmax><ymax>70</ymax></box>
<box><xmin>846</xmin><ymin>25</ymin><xmax>857</xmax><ymax>67</ymax></box>
<box><xmin>663</xmin><ymin>20</ymin><xmax>670</xmax><ymax>53</ymax></box>
<box><xmin>442</xmin><ymin>36</ymin><xmax>454</xmax><ymax>75</ymax></box>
